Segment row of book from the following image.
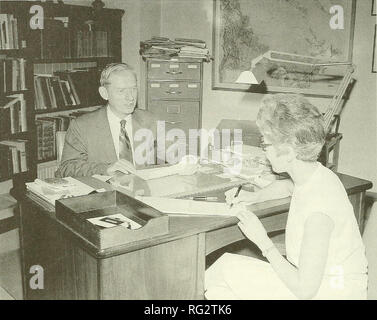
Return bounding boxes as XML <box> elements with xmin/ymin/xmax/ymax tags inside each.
<box><xmin>76</xmin><ymin>30</ymin><xmax>109</xmax><ymax>58</ymax></box>
<box><xmin>0</xmin><ymin>93</ymin><xmax>27</xmax><ymax>138</ymax></box>
<box><xmin>36</xmin><ymin>110</ymin><xmax>91</xmax><ymax>162</ymax></box>
<box><xmin>0</xmin><ymin>139</ymin><xmax>28</xmax><ymax>181</ymax></box>
<box><xmin>29</xmin><ymin>18</ymin><xmax>111</xmax><ymax>59</ymax></box>
<box><xmin>34</xmin><ymin>69</ymin><xmax>103</xmax><ymax>111</ymax></box>
<box><xmin>0</xmin><ymin>57</ymin><xmax>27</xmax><ymax>93</ymax></box>
<box><xmin>140</xmin><ymin>37</ymin><xmax>211</xmax><ymax>61</ymax></box>
<box><xmin>0</xmin><ymin>14</ymin><xmax>19</xmax><ymax>50</ymax></box>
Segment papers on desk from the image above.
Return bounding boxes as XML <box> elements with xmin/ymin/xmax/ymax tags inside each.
<box><xmin>209</xmin><ymin>145</ymin><xmax>272</xmax><ymax>180</ymax></box>
<box><xmin>135</xmin><ymin>196</ymin><xmax>238</xmax><ymax>216</ymax></box>
<box><xmin>87</xmin><ymin>213</ymin><xmax>142</xmax><ymax>230</ymax></box>
<box><xmin>114</xmin><ymin>156</ymin><xmax>199</xmax><ymax>181</ymax></box>
<box><xmin>26</xmin><ymin>177</ymin><xmax>95</xmax><ymax>206</ymax></box>
<box><xmin>132</xmin><ymin>164</ymin><xmax>185</xmax><ymax>180</ymax></box>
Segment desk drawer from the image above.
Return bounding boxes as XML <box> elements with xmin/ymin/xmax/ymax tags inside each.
<box><xmin>149</xmin><ymin>100</ymin><xmax>200</xmax><ymax>130</ymax></box>
<box><xmin>148</xmin><ymin>81</ymin><xmax>200</xmax><ymax>100</ymax></box>
<box><xmin>148</xmin><ymin>61</ymin><xmax>201</xmax><ymax>80</ymax></box>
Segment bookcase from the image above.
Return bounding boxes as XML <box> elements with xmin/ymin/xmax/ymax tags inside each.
<box><xmin>0</xmin><ymin>1</ymin><xmax>124</xmax><ymax>191</ymax></box>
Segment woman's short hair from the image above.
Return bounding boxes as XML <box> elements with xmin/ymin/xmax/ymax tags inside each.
<box><xmin>100</xmin><ymin>63</ymin><xmax>136</xmax><ymax>86</ymax></box>
<box><xmin>256</xmin><ymin>94</ymin><xmax>325</xmax><ymax>161</ymax></box>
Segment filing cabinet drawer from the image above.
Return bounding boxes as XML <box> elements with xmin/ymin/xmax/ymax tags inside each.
<box><xmin>150</xmin><ymin>101</ymin><xmax>200</xmax><ymax>160</ymax></box>
<box><xmin>148</xmin><ymin>81</ymin><xmax>201</xmax><ymax>100</ymax></box>
<box><xmin>149</xmin><ymin>100</ymin><xmax>200</xmax><ymax>131</ymax></box>
<box><xmin>148</xmin><ymin>61</ymin><xmax>201</xmax><ymax>80</ymax></box>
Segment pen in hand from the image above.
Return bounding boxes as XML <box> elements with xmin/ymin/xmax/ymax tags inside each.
<box><xmin>229</xmin><ymin>185</ymin><xmax>243</xmax><ymax>209</ymax></box>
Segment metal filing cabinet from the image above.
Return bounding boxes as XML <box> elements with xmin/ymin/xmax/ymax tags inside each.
<box><xmin>145</xmin><ymin>58</ymin><xmax>203</xmax><ymax>161</ymax></box>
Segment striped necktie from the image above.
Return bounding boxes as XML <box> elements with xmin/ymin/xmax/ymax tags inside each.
<box><xmin>119</xmin><ymin>119</ymin><xmax>133</xmax><ymax>163</ymax></box>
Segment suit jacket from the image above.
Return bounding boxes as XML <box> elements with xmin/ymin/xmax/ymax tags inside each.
<box><xmin>56</xmin><ymin>106</ymin><xmax>159</xmax><ymax>177</ymax></box>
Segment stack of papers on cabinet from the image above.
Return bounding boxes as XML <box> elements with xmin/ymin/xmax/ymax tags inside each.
<box><xmin>26</xmin><ymin>177</ymin><xmax>95</xmax><ymax>206</ymax></box>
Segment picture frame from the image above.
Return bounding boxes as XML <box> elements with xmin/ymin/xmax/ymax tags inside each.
<box><xmin>212</xmin><ymin>0</ymin><xmax>357</xmax><ymax>96</ymax></box>
<box><xmin>373</xmin><ymin>25</ymin><xmax>377</xmax><ymax>73</ymax></box>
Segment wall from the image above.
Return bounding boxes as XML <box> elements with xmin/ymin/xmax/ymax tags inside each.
<box><xmin>337</xmin><ymin>0</ymin><xmax>377</xmax><ymax>190</ymax></box>
<box><xmin>19</xmin><ymin>0</ymin><xmax>377</xmax><ymax>192</ymax></box>
<box><xmin>158</xmin><ymin>0</ymin><xmax>377</xmax><ymax>191</ymax></box>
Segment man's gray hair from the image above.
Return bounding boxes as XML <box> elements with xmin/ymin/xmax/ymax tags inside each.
<box><xmin>100</xmin><ymin>63</ymin><xmax>137</xmax><ymax>86</ymax></box>
<box><xmin>256</xmin><ymin>94</ymin><xmax>325</xmax><ymax>162</ymax></box>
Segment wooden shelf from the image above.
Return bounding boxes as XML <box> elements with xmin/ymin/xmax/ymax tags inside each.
<box><xmin>37</xmin><ymin>157</ymin><xmax>57</xmax><ymax>164</ymax></box>
<box><xmin>0</xmin><ymin>131</ymin><xmax>30</xmax><ymax>141</ymax></box>
<box><xmin>0</xmin><ymin>89</ymin><xmax>30</xmax><ymax>97</ymax></box>
<box><xmin>32</xmin><ymin>56</ymin><xmax>117</xmax><ymax>64</ymax></box>
<box><xmin>34</xmin><ymin>104</ymin><xmax>101</xmax><ymax>115</ymax></box>
<box><xmin>0</xmin><ymin>48</ymin><xmax>27</xmax><ymax>55</ymax></box>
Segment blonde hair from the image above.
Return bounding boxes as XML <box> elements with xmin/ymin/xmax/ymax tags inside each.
<box><xmin>257</xmin><ymin>94</ymin><xmax>325</xmax><ymax>161</ymax></box>
<box><xmin>100</xmin><ymin>63</ymin><xmax>136</xmax><ymax>86</ymax></box>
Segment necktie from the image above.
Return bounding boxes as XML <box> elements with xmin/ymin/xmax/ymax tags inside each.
<box><xmin>119</xmin><ymin>119</ymin><xmax>133</xmax><ymax>163</ymax></box>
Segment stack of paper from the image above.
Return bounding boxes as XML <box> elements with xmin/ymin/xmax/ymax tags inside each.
<box><xmin>26</xmin><ymin>177</ymin><xmax>95</xmax><ymax>206</ymax></box>
<box><xmin>136</xmin><ymin>196</ymin><xmax>238</xmax><ymax>216</ymax></box>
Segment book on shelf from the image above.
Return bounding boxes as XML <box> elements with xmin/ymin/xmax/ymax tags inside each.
<box><xmin>34</xmin><ymin>69</ymin><xmax>103</xmax><ymax>112</ymax></box>
<box><xmin>0</xmin><ymin>14</ymin><xmax>19</xmax><ymax>50</ymax></box>
<box><xmin>35</xmin><ymin>110</ymin><xmax>92</xmax><ymax>162</ymax></box>
<box><xmin>54</xmin><ymin>69</ymin><xmax>103</xmax><ymax>107</ymax></box>
<box><xmin>0</xmin><ymin>139</ymin><xmax>28</xmax><ymax>179</ymax></box>
<box><xmin>34</xmin><ymin>73</ymin><xmax>84</xmax><ymax>111</ymax></box>
<box><xmin>35</xmin><ymin>117</ymin><xmax>56</xmax><ymax>161</ymax></box>
<box><xmin>29</xmin><ymin>18</ymin><xmax>70</xmax><ymax>59</ymax></box>
<box><xmin>0</xmin><ymin>93</ymin><xmax>27</xmax><ymax>137</ymax></box>
<box><xmin>0</xmin><ymin>57</ymin><xmax>27</xmax><ymax>93</ymax></box>
<box><xmin>75</xmin><ymin>28</ymin><xmax>109</xmax><ymax>58</ymax></box>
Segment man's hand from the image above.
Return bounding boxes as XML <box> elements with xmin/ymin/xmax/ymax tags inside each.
<box><xmin>106</xmin><ymin>159</ymin><xmax>134</xmax><ymax>176</ymax></box>
<box><xmin>236</xmin><ymin>210</ymin><xmax>272</xmax><ymax>251</ymax></box>
<box><xmin>225</xmin><ymin>188</ymin><xmax>260</xmax><ymax>206</ymax></box>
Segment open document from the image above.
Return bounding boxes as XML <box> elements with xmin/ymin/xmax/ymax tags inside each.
<box><xmin>115</xmin><ymin>156</ymin><xmax>199</xmax><ymax>181</ymax></box>
<box><xmin>135</xmin><ymin>196</ymin><xmax>238</xmax><ymax>216</ymax></box>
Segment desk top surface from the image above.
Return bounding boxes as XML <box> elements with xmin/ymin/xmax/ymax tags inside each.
<box><xmin>22</xmin><ymin>171</ymin><xmax>372</xmax><ymax>258</ymax></box>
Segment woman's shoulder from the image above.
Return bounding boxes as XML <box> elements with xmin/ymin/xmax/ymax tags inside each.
<box><xmin>311</xmin><ymin>163</ymin><xmax>345</xmax><ymax>193</ymax></box>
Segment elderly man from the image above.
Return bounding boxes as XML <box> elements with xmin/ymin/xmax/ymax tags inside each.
<box><xmin>56</xmin><ymin>63</ymin><xmax>158</xmax><ymax>177</ymax></box>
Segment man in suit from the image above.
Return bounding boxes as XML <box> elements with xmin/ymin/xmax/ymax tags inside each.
<box><xmin>56</xmin><ymin>63</ymin><xmax>158</xmax><ymax>177</ymax></box>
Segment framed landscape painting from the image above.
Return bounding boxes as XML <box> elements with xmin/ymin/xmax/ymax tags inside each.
<box><xmin>212</xmin><ymin>0</ymin><xmax>356</xmax><ymax>96</ymax></box>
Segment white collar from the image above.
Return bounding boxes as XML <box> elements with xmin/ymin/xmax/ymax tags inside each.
<box><xmin>107</xmin><ymin>105</ymin><xmax>132</xmax><ymax>123</ymax></box>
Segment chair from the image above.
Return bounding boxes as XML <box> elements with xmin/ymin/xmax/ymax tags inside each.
<box><xmin>319</xmin><ymin>132</ymin><xmax>343</xmax><ymax>171</ymax></box>
<box><xmin>363</xmin><ymin>192</ymin><xmax>377</xmax><ymax>299</ymax></box>
<box><xmin>56</xmin><ymin>131</ymin><xmax>67</xmax><ymax>164</ymax></box>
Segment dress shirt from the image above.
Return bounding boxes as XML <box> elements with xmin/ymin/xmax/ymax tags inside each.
<box><xmin>107</xmin><ymin>105</ymin><xmax>133</xmax><ymax>160</ymax></box>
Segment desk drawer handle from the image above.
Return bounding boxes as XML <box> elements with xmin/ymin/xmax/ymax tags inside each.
<box><xmin>165</xmin><ymin>90</ymin><xmax>182</xmax><ymax>94</ymax></box>
<box><xmin>166</xmin><ymin>71</ymin><xmax>183</xmax><ymax>75</ymax></box>
<box><xmin>165</xmin><ymin>121</ymin><xmax>182</xmax><ymax>125</ymax></box>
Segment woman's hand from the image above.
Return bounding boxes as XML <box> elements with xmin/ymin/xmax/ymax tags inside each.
<box><xmin>225</xmin><ymin>188</ymin><xmax>260</xmax><ymax>206</ymax></box>
<box><xmin>236</xmin><ymin>209</ymin><xmax>272</xmax><ymax>251</ymax></box>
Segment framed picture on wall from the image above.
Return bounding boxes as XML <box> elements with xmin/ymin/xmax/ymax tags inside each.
<box><xmin>372</xmin><ymin>0</ymin><xmax>376</xmax><ymax>16</ymax></box>
<box><xmin>212</xmin><ymin>0</ymin><xmax>357</xmax><ymax>96</ymax></box>
<box><xmin>373</xmin><ymin>25</ymin><xmax>377</xmax><ymax>73</ymax></box>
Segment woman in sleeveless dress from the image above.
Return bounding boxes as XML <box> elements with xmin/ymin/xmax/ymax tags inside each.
<box><xmin>205</xmin><ymin>94</ymin><xmax>368</xmax><ymax>300</ymax></box>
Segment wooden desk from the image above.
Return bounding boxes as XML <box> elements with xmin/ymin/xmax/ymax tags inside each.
<box><xmin>18</xmin><ymin>173</ymin><xmax>371</xmax><ymax>299</ymax></box>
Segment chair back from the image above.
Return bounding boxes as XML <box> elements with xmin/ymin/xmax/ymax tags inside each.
<box><xmin>56</xmin><ymin>131</ymin><xmax>67</xmax><ymax>163</ymax></box>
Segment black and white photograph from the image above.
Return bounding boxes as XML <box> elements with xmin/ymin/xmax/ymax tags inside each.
<box><xmin>0</xmin><ymin>0</ymin><xmax>376</xmax><ymax>305</ymax></box>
